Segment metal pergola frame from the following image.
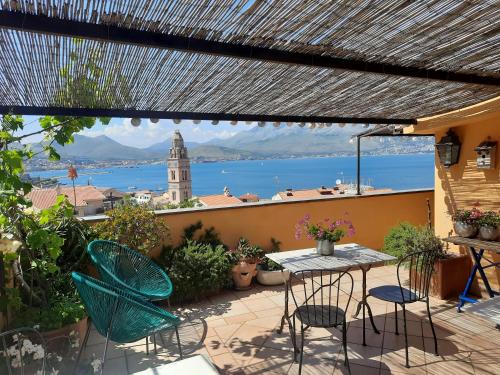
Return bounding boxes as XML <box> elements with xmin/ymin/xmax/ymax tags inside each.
<box><xmin>355</xmin><ymin>126</ymin><xmax>434</xmax><ymax>195</ymax></box>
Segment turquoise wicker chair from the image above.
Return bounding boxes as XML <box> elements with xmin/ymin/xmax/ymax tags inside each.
<box><xmin>71</xmin><ymin>272</ymin><xmax>182</xmax><ymax>374</ymax></box>
<box><xmin>87</xmin><ymin>240</ymin><xmax>173</xmax><ymax>301</ymax></box>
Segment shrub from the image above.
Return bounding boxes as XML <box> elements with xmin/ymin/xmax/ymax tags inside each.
<box><xmin>94</xmin><ymin>205</ymin><xmax>169</xmax><ymax>255</ymax></box>
<box><xmin>160</xmin><ymin>240</ymin><xmax>232</xmax><ymax>303</ymax></box>
<box><xmin>382</xmin><ymin>223</ymin><xmax>445</xmax><ymax>261</ymax></box>
<box><xmin>477</xmin><ymin>211</ymin><xmax>500</xmax><ymax>228</ymax></box>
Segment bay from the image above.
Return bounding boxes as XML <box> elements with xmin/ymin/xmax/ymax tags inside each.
<box><xmin>29</xmin><ymin>154</ymin><xmax>434</xmax><ymax>199</ymax></box>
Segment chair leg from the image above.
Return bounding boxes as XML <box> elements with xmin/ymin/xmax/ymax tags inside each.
<box><xmin>292</xmin><ymin>313</ymin><xmax>298</xmax><ymax>361</ymax></box>
<box><xmin>153</xmin><ymin>333</ymin><xmax>157</xmax><ymax>354</ymax></box>
<box><xmin>101</xmin><ymin>332</ymin><xmax>111</xmax><ymax>375</ymax></box>
<box><xmin>394</xmin><ymin>303</ymin><xmax>399</xmax><ymax>335</ymax></box>
<box><xmin>402</xmin><ymin>304</ymin><xmax>410</xmax><ymax>368</ymax></box>
<box><xmin>175</xmin><ymin>326</ymin><xmax>183</xmax><ymax>360</ymax></box>
<box><xmin>298</xmin><ymin>324</ymin><xmax>305</xmax><ymax>375</ymax></box>
<box><xmin>426</xmin><ymin>298</ymin><xmax>438</xmax><ymax>356</ymax></box>
<box><xmin>342</xmin><ymin>323</ymin><xmax>351</xmax><ymax>375</ymax></box>
<box><xmin>73</xmin><ymin>318</ymin><xmax>92</xmax><ymax>375</ymax></box>
<box><xmin>145</xmin><ymin>337</ymin><xmax>149</xmax><ymax>355</ymax></box>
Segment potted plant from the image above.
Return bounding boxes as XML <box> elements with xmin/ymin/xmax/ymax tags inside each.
<box><xmin>227</xmin><ymin>238</ymin><xmax>264</xmax><ymax>291</ymax></box>
<box><xmin>452</xmin><ymin>208</ymin><xmax>481</xmax><ymax>238</ymax></box>
<box><xmin>382</xmin><ymin>223</ymin><xmax>470</xmax><ymax>299</ymax></box>
<box><xmin>256</xmin><ymin>238</ymin><xmax>290</xmax><ymax>286</ymax></box>
<box><xmin>295</xmin><ymin>213</ymin><xmax>355</xmax><ymax>255</ymax></box>
<box><xmin>477</xmin><ymin>211</ymin><xmax>500</xmax><ymax>241</ymax></box>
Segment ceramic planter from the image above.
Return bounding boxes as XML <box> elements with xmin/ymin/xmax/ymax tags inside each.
<box><xmin>316</xmin><ymin>240</ymin><xmax>335</xmax><ymax>255</ymax></box>
<box><xmin>256</xmin><ymin>264</ymin><xmax>290</xmax><ymax>286</ymax></box>
<box><xmin>478</xmin><ymin>226</ymin><xmax>499</xmax><ymax>241</ymax></box>
<box><xmin>232</xmin><ymin>261</ymin><xmax>257</xmax><ymax>291</ymax></box>
<box><xmin>453</xmin><ymin>221</ymin><xmax>477</xmax><ymax>238</ymax></box>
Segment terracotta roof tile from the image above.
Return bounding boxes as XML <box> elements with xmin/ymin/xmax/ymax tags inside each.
<box><xmin>198</xmin><ymin>194</ymin><xmax>242</xmax><ymax>207</ymax></box>
<box><xmin>27</xmin><ymin>186</ymin><xmax>106</xmax><ymax>209</ymax></box>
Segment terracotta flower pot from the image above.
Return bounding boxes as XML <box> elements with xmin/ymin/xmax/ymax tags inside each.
<box><xmin>42</xmin><ymin>317</ymin><xmax>89</xmax><ymax>345</ymax></box>
<box><xmin>232</xmin><ymin>261</ymin><xmax>257</xmax><ymax>291</ymax></box>
<box><xmin>410</xmin><ymin>254</ymin><xmax>470</xmax><ymax>300</ymax></box>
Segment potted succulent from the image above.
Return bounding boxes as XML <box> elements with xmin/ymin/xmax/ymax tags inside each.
<box><xmin>228</xmin><ymin>238</ymin><xmax>264</xmax><ymax>291</ymax></box>
<box><xmin>256</xmin><ymin>238</ymin><xmax>290</xmax><ymax>286</ymax></box>
<box><xmin>295</xmin><ymin>213</ymin><xmax>355</xmax><ymax>255</ymax></box>
<box><xmin>477</xmin><ymin>211</ymin><xmax>500</xmax><ymax>241</ymax></box>
<box><xmin>452</xmin><ymin>208</ymin><xmax>481</xmax><ymax>238</ymax></box>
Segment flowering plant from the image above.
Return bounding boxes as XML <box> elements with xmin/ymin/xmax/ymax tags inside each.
<box><xmin>452</xmin><ymin>208</ymin><xmax>482</xmax><ymax>225</ymax></box>
<box><xmin>295</xmin><ymin>213</ymin><xmax>355</xmax><ymax>243</ymax></box>
<box><xmin>477</xmin><ymin>211</ymin><xmax>500</xmax><ymax>228</ymax></box>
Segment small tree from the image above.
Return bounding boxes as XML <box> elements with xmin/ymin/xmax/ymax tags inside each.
<box><xmin>94</xmin><ymin>205</ymin><xmax>169</xmax><ymax>255</ymax></box>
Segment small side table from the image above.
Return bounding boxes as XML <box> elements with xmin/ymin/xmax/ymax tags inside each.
<box><xmin>444</xmin><ymin>236</ymin><xmax>500</xmax><ymax>312</ymax></box>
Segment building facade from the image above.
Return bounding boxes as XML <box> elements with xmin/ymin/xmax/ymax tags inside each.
<box><xmin>167</xmin><ymin>130</ymin><xmax>192</xmax><ymax>203</ymax></box>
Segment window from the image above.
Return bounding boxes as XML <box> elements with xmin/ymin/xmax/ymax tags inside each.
<box><xmin>171</xmin><ymin>170</ymin><xmax>176</xmax><ymax>180</ymax></box>
<box><xmin>172</xmin><ymin>191</ymin><xmax>176</xmax><ymax>201</ymax></box>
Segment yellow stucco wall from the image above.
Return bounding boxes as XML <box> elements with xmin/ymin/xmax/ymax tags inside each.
<box><xmin>150</xmin><ymin>190</ymin><xmax>433</xmax><ymax>253</ymax></box>
<box><xmin>424</xmin><ymin>109</ymin><xmax>500</xmax><ymax>291</ymax></box>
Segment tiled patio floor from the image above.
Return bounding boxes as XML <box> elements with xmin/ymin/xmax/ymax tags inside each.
<box><xmin>78</xmin><ymin>265</ymin><xmax>499</xmax><ymax>374</ymax></box>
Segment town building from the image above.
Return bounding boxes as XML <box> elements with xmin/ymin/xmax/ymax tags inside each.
<box><xmin>128</xmin><ymin>190</ymin><xmax>153</xmax><ymax>205</ymax></box>
<box><xmin>167</xmin><ymin>130</ymin><xmax>192</xmax><ymax>204</ymax></box>
<box><xmin>272</xmin><ymin>185</ymin><xmax>392</xmax><ymax>200</ymax></box>
<box><xmin>27</xmin><ymin>185</ymin><xmax>106</xmax><ymax>216</ymax></box>
<box><xmin>198</xmin><ymin>187</ymin><xmax>242</xmax><ymax>207</ymax></box>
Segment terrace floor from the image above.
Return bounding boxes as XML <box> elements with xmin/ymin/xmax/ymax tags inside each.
<box><xmin>78</xmin><ymin>265</ymin><xmax>499</xmax><ymax>374</ymax></box>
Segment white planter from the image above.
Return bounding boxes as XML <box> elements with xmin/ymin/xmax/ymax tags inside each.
<box><xmin>256</xmin><ymin>266</ymin><xmax>290</xmax><ymax>286</ymax></box>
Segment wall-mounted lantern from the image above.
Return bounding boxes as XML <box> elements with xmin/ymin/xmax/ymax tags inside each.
<box><xmin>435</xmin><ymin>130</ymin><xmax>461</xmax><ymax>168</ymax></box>
<box><xmin>475</xmin><ymin>139</ymin><xmax>496</xmax><ymax>169</ymax></box>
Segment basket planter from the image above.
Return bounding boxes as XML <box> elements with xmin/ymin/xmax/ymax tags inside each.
<box><xmin>256</xmin><ymin>264</ymin><xmax>290</xmax><ymax>286</ymax></box>
<box><xmin>478</xmin><ymin>226</ymin><xmax>499</xmax><ymax>241</ymax></box>
<box><xmin>453</xmin><ymin>222</ymin><xmax>477</xmax><ymax>238</ymax></box>
<box><xmin>232</xmin><ymin>261</ymin><xmax>257</xmax><ymax>291</ymax></box>
<box><xmin>410</xmin><ymin>254</ymin><xmax>470</xmax><ymax>300</ymax></box>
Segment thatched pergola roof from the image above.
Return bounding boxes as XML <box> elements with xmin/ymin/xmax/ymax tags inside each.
<box><xmin>0</xmin><ymin>1</ymin><xmax>499</xmax><ymax>124</ymax></box>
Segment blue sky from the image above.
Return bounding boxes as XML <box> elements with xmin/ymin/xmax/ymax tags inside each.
<box><xmin>19</xmin><ymin>116</ymin><xmax>252</xmax><ymax>148</ymax></box>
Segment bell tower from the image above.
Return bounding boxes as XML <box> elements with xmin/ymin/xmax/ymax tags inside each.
<box><xmin>167</xmin><ymin>130</ymin><xmax>192</xmax><ymax>203</ymax></box>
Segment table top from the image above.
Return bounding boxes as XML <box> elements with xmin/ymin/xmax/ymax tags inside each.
<box><xmin>464</xmin><ymin>297</ymin><xmax>500</xmax><ymax>326</ymax></box>
<box><xmin>266</xmin><ymin>243</ymin><xmax>396</xmax><ymax>273</ymax></box>
<box><xmin>444</xmin><ymin>236</ymin><xmax>500</xmax><ymax>253</ymax></box>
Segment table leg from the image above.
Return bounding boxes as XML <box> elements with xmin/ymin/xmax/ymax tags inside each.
<box><xmin>277</xmin><ymin>271</ymin><xmax>298</xmax><ymax>355</ymax></box>
<box><xmin>353</xmin><ymin>265</ymin><xmax>380</xmax><ymax>346</ymax></box>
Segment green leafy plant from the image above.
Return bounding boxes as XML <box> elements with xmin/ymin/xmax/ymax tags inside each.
<box><xmin>159</xmin><ymin>240</ymin><xmax>232</xmax><ymax>303</ymax></box>
<box><xmin>227</xmin><ymin>238</ymin><xmax>265</xmax><ymax>265</ymax></box>
<box><xmin>477</xmin><ymin>211</ymin><xmax>500</xmax><ymax>228</ymax></box>
<box><xmin>94</xmin><ymin>205</ymin><xmax>169</xmax><ymax>255</ymax></box>
<box><xmin>382</xmin><ymin>222</ymin><xmax>446</xmax><ymax>262</ymax></box>
<box><xmin>259</xmin><ymin>238</ymin><xmax>284</xmax><ymax>271</ymax></box>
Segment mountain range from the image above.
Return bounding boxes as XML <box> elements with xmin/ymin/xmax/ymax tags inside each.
<box><xmin>28</xmin><ymin>125</ymin><xmax>434</xmax><ymax>163</ymax></box>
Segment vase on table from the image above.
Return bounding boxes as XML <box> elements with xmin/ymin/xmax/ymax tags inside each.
<box><xmin>478</xmin><ymin>225</ymin><xmax>499</xmax><ymax>241</ymax></box>
<box><xmin>453</xmin><ymin>221</ymin><xmax>477</xmax><ymax>238</ymax></box>
<box><xmin>316</xmin><ymin>240</ymin><xmax>335</xmax><ymax>256</ymax></box>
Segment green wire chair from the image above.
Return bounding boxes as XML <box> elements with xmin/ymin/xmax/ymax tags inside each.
<box><xmin>87</xmin><ymin>240</ymin><xmax>173</xmax><ymax>301</ymax></box>
<box><xmin>71</xmin><ymin>272</ymin><xmax>182</xmax><ymax>374</ymax></box>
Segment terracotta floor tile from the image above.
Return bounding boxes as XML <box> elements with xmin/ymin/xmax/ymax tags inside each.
<box><xmin>242</xmin><ymin>296</ymin><xmax>279</xmax><ymax>312</ymax></box>
<box><xmin>226</xmin><ymin>323</ymin><xmax>273</xmax><ymax>347</ymax></box>
<box><xmin>344</xmin><ymin>343</ymin><xmax>382</xmax><ymax>369</ymax></box>
<box><xmin>245</xmin><ymin>316</ymin><xmax>282</xmax><ymax>330</ymax></box>
<box><xmin>224</xmin><ymin>312</ymin><xmax>258</xmax><ymax>325</ymax></box>
<box><xmin>346</xmin><ymin>326</ymin><xmax>383</xmax><ymax>348</ymax></box>
<box><xmin>221</xmin><ymin>301</ymin><xmax>252</xmax><ymax>318</ymax></box>
<box><xmin>254</xmin><ymin>306</ymin><xmax>285</xmax><ymax>318</ymax></box>
<box><xmin>205</xmin><ymin>336</ymin><xmax>230</xmax><ymax>357</ymax></box>
<box><xmin>210</xmin><ymin>352</ymin><xmax>243</xmax><ymax>374</ymax></box>
<box><xmin>214</xmin><ymin>323</ymin><xmax>243</xmax><ymax>341</ymax></box>
<box><xmin>242</xmin><ymin>347</ymin><xmax>292</xmax><ymax>374</ymax></box>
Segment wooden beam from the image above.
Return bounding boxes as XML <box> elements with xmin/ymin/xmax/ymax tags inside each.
<box><xmin>0</xmin><ymin>105</ymin><xmax>416</xmax><ymax>124</ymax></box>
<box><xmin>0</xmin><ymin>11</ymin><xmax>498</xmax><ymax>87</ymax></box>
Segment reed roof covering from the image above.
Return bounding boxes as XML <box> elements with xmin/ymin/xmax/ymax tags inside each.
<box><xmin>0</xmin><ymin>1</ymin><xmax>499</xmax><ymax>123</ymax></box>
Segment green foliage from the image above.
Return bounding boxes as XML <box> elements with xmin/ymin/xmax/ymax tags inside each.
<box><xmin>227</xmin><ymin>238</ymin><xmax>265</xmax><ymax>265</ymax></box>
<box><xmin>12</xmin><ymin>294</ymin><xmax>86</xmax><ymax>331</ymax></box>
<box><xmin>477</xmin><ymin>211</ymin><xmax>500</xmax><ymax>228</ymax></box>
<box><xmin>382</xmin><ymin>222</ymin><xmax>445</xmax><ymax>262</ymax></box>
<box><xmin>260</xmin><ymin>237</ymin><xmax>284</xmax><ymax>271</ymax></box>
<box><xmin>160</xmin><ymin>198</ymin><xmax>200</xmax><ymax>210</ymax></box>
<box><xmin>159</xmin><ymin>240</ymin><xmax>232</xmax><ymax>303</ymax></box>
<box><xmin>94</xmin><ymin>204</ymin><xmax>169</xmax><ymax>255</ymax></box>
<box><xmin>452</xmin><ymin>208</ymin><xmax>482</xmax><ymax>225</ymax></box>
<box><xmin>180</xmin><ymin>220</ymin><xmax>225</xmax><ymax>249</ymax></box>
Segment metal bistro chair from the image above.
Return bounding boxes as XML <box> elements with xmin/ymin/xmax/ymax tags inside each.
<box><xmin>71</xmin><ymin>272</ymin><xmax>182</xmax><ymax>375</ymax></box>
<box><xmin>367</xmin><ymin>249</ymin><xmax>440</xmax><ymax>368</ymax></box>
<box><xmin>87</xmin><ymin>240</ymin><xmax>173</xmax><ymax>354</ymax></box>
<box><xmin>1</xmin><ymin>327</ymin><xmax>47</xmax><ymax>375</ymax></box>
<box><xmin>289</xmin><ymin>269</ymin><xmax>354</xmax><ymax>375</ymax></box>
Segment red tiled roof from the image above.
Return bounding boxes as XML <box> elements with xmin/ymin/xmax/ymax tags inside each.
<box><xmin>198</xmin><ymin>194</ymin><xmax>242</xmax><ymax>207</ymax></box>
<box><xmin>27</xmin><ymin>186</ymin><xmax>106</xmax><ymax>209</ymax></box>
<box><xmin>238</xmin><ymin>193</ymin><xmax>259</xmax><ymax>202</ymax></box>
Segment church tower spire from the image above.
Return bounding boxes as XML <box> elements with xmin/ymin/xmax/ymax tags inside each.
<box><xmin>167</xmin><ymin>130</ymin><xmax>192</xmax><ymax>203</ymax></box>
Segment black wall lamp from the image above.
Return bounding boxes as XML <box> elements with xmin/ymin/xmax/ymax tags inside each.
<box><xmin>435</xmin><ymin>129</ymin><xmax>461</xmax><ymax>168</ymax></box>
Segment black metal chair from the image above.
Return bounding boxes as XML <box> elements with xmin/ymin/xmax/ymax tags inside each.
<box><xmin>367</xmin><ymin>249</ymin><xmax>439</xmax><ymax>368</ymax></box>
<box><xmin>0</xmin><ymin>327</ymin><xmax>47</xmax><ymax>375</ymax></box>
<box><xmin>289</xmin><ymin>269</ymin><xmax>354</xmax><ymax>375</ymax></box>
